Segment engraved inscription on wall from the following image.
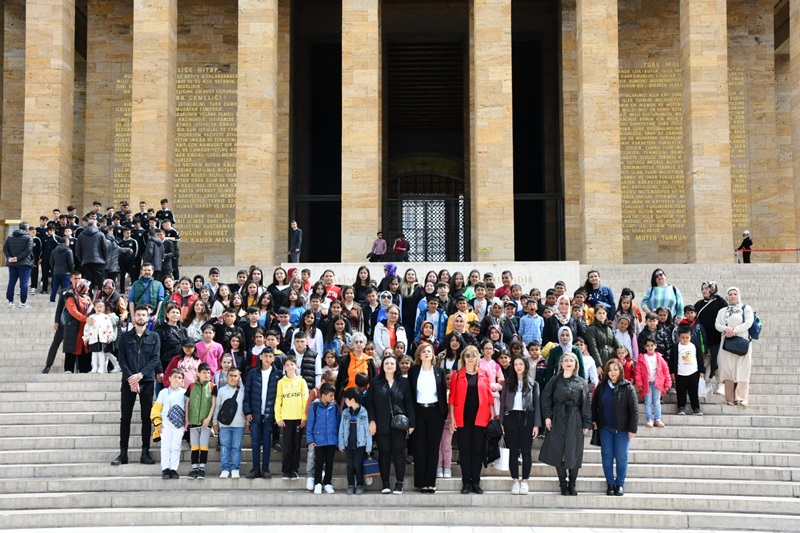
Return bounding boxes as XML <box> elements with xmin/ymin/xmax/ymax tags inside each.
<box><xmin>619</xmin><ymin>61</ymin><xmax>687</xmax><ymax>255</ymax></box>
<box><xmin>728</xmin><ymin>66</ymin><xmax>749</xmax><ymax>233</ymax></box>
<box><xmin>113</xmin><ymin>74</ymin><xmax>132</xmax><ymax>204</ymax></box>
<box><xmin>174</xmin><ymin>64</ymin><xmax>238</xmax><ymax>265</ymax></box>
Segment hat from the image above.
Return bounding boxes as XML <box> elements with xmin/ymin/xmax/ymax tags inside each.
<box><xmin>504</xmin><ymin>301</ymin><xmax>516</xmax><ymax>308</ymax></box>
<box><xmin>743</xmin><ymin>230</ymin><xmax>750</xmax><ymax>235</ymax></box>
<box><xmin>181</xmin><ymin>338</ymin><xmax>196</xmax><ymax>347</ymax></box>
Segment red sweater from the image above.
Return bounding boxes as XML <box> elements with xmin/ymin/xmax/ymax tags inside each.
<box><xmin>449</xmin><ymin>368</ymin><xmax>494</xmax><ymax>428</ymax></box>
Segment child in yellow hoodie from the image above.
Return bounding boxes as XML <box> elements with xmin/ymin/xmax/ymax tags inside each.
<box><xmin>275</xmin><ymin>357</ymin><xmax>309</xmax><ymax>480</ymax></box>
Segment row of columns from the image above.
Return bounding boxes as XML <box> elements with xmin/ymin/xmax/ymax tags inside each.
<box><xmin>9</xmin><ymin>0</ymin><xmax>798</xmax><ymax>263</ymax></box>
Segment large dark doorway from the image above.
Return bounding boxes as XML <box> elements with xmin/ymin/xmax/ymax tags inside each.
<box><xmin>512</xmin><ymin>0</ymin><xmax>563</xmax><ymax>260</ymax></box>
<box><xmin>291</xmin><ymin>0</ymin><xmax>342</xmax><ymax>262</ymax></box>
<box><xmin>382</xmin><ymin>1</ymin><xmax>469</xmax><ymax>261</ymax></box>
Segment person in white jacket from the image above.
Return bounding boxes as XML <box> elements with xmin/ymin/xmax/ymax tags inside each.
<box><xmin>82</xmin><ymin>300</ymin><xmax>120</xmax><ymax>373</ymax></box>
<box><xmin>373</xmin><ymin>304</ymin><xmax>408</xmax><ymax>356</ymax></box>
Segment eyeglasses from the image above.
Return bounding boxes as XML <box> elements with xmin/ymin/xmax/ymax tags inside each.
<box><xmin>353</xmin><ymin>340</ymin><xmax>365</xmax><ymax>344</ymax></box>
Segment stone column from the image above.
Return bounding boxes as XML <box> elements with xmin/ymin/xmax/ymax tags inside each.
<box><xmin>575</xmin><ymin>0</ymin><xmax>622</xmax><ymax>263</ymax></box>
<box><xmin>681</xmin><ymin>0</ymin><xmax>733</xmax><ymax>262</ymax></box>
<box><xmin>275</xmin><ymin>0</ymin><xmax>291</xmax><ymax>257</ymax></box>
<box><xmin>1</xmin><ymin>0</ymin><xmax>25</xmax><ymax>220</ymax></box>
<box><xmin>469</xmin><ymin>0</ymin><xmax>514</xmax><ymax>261</ymax></box>
<box><xmin>791</xmin><ymin>0</ymin><xmax>800</xmax><ymax>243</ymax></box>
<box><xmin>236</xmin><ymin>0</ymin><xmax>279</xmax><ymax>265</ymax></box>
<box><xmin>20</xmin><ymin>0</ymin><xmax>75</xmax><ymax>221</ymax></box>
<box><xmin>129</xmin><ymin>0</ymin><xmax>176</xmax><ymax>206</ymax></box>
<box><xmin>341</xmin><ymin>0</ymin><xmax>382</xmax><ymax>262</ymax></box>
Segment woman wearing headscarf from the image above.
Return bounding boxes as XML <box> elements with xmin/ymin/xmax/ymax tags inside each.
<box><xmin>544</xmin><ymin>326</ymin><xmax>586</xmax><ymax>385</ymax></box>
<box><xmin>479</xmin><ymin>298</ymin><xmax>519</xmax><ymax>344</ymax></box>
<box><xmin>63</xmin><ymin>279</ymin><xmax>93</xmax><ymax>373</ymax></box>
<box><xmin>714</xmin><ymin>287</ymin><xmax>754</xmax><ymax>406</ymax></box>
<box><xmin>538</xmin><ymin>350</ymin><xmax>592</xmax><ymax>496</ymax></box>
<box><xmin>377</xmin><ymin>263</ymin><xmax>398</xmax><ymax>292</ymax></box>
<box><xmin>542</xmin><ymin>295</ymin><xmax>586</xmax><ymax>347</ymax></box>
<box><xmin>694</xmin><ymin>281</ymin><xmax>728</xmax><ymax>395</ymax></box>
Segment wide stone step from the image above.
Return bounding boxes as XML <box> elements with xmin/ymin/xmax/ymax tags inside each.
<box><xmin>2</xmin><ymin>474</ymin><xmax>797</xmax><ymax>498</ymax></box>
<box><xmin>1</xmin><ymin>503</ymin><xmax>799</xmax><ymax>530</ymax></box>
<box><xmin>1</xmin><ymin>461</ymin><xmax>796</xmax><ymax>482</ymax></box>
<box><xmin>1</xmin><ymin>489</ymin><xmax>799</xmax><ymax>517</ymax></box>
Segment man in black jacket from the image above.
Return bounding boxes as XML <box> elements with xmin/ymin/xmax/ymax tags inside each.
<box><xmin>40</xmin><ymin>224</ymin><xmax>59</xmax><ymax>296</ymax></box>
<box><xmin>3</xmin><ymin>222</ymin><xmax>34</xmax><ymax>308</ymax></box>
<box><xmin>112</xmin><ymin>305</ymin><xmax>161</xmax><ymax>466</ymax></box>
<box><xmin>288</xmin><ymin>220</ymin><xmax>302</xmax><ymax>263</ymax></box>
<box><xmin>75</xmin><ymin>219</ymin><xmax>108</xmax><ymax>291</ymax></box>
<box><xmin>142</xmin><ymin>228</ymin><xmax>164</xmax><ymax>281</ymax></box>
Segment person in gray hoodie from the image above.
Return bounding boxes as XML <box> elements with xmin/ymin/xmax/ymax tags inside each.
<box><xmin>75</xmin><ymin>219</ymin><xmax>107</xmax><ymax>291</ymax></box>
<box><xmin>49</xmin><ymin>237</ymin><xmax>75</xmax><ymax>302</ymax></box>
<box><xmin>3</xmin><ymin>222</ymin><xmax>34</xmax><ymax>308</ymax></box>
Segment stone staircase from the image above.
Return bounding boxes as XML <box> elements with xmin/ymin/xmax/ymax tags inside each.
<box><xmin>0</xmin><ymin>264</ymin><xmax>799</xmax><ymax>530</ymax></box>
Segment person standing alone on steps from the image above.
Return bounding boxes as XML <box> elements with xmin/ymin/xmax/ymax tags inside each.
<box><xmin>736</xmin><ymin>230</ymin><xmax>753</xmax><ymax>263</ymax></box>
<box><xmin>288</xmin><ymin>221</ymin><xmax>302</xmax><ymax>263</ymax></box>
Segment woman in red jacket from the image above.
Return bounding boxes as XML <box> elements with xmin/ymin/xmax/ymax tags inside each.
<box><xmin>448</xmin><ymin>344</ymin><xmax>494</xmax><ymax>494</ymax></box>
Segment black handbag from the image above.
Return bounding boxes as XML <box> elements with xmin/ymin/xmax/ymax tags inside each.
<box><xmin>590</xmin><ymin>429</ymin><xmax>601</xmax><ymax>447</ymax></box>
<box><xmin>484</xmin><ymin>418</ymin><xmax>503</xmax><ymax>440</ymax></box>
<box><xmin>216</xmin><ymin>388</ymin><xmax>240</xmax><ymax>426</ymax></box>
<box><xmin>386</xmin><ymin>382</ymin><xmax>410</xmax><ymax>431</ymax></box>
<box><xmin>723</xmin><ymin>336</ymin><xmax>750</xmax><ymax>356</ymax></box>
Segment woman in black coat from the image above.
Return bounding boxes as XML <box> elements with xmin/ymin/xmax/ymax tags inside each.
<box><xmin>366</xmin><ymin>355</ymin><xmax>416</xmax><ymax>494</ymax></box>
<box><xmin>407</xmin><ymin>342</ymin><xmax>448</xmax><ymax>493</ymax></box>
<box><xmin>694</xmin><ymin>281</ymin><xmax>727</xmax><ymax>391</ymax></box>
<box><xmin>591</xmin><ymin>358</ymin><xmax>638</xmax><ymax>496</ymax></box>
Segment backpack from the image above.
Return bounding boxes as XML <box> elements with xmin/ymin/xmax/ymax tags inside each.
<box><xmin>747</xmin><ymin>306</ymin><xmax>762</xmax><ymax>340</ymax></box>
<box><xmin>216</xmin><ymin>387</ymin><xmax>240</xmax><ymax>426</ymax></box>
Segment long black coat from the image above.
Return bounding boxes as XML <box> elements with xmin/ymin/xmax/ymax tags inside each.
<box><xmin>538</xmin><ymin>374</ymin><xmax>592</xmax><ymax>469</ymax></box>
<box><xmin>365</xmin><ymin>375</ymin><xmax>416</xmax><ymax>434</ymax></box>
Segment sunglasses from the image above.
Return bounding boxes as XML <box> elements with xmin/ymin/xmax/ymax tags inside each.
<box><xmin>464</xmin><ymin>354</ymin><xmax>478</xmax><ymax>359</ymax></box>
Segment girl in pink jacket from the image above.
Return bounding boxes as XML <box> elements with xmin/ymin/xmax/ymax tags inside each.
<box><xmin>634</xmin><ymin>338</ymin><xmax>671</xmax><ymax>428</ymax></box>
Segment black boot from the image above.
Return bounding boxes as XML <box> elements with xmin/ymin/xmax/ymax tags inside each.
<box><xmin>606</xmin><ymin>484</ymin><xmax>615</xmax><ymax>496</ymax></box>
<box><xmin>140</xmin><ymin>447</ymin><xmax>155</xmax><ymax>465</ymax></box>
<box><xmin>557</xmin><ymin>467</ymin><xmax>568</xmax><ymax>496</ymax></box>
<box><xmin>111</xmin><ymin>448</ymin><xmax>128</xmax><ymax>466</ymax></box>
<box><xmin>568</xmin><ymin>469</ymin><xmax>578</xmax><ymax>496</ymax></box>
<box><xmin>614</xmin><ymin>484</ymin><xmax>624</xmax><ymax>496</ymax></box>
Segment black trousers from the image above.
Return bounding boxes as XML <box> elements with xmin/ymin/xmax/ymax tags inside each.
<box><xmin>45</xmin><ymin>325</ymin><xmax>64</xmax><ymax>368</ymax></box>
<box><xmin>82</xmin><ymin>263</ymin><xmax>105</xmax><ymax>291</ymax></box>
<box><xmin>413</xmin><ymin>405</ymin><xmax>445</xmax><ymax>488</ymax></box>
<box><xmin>281</xmin><ymin>419</ymin><xmax>302</xmax><ymax>475</ymax></box>
<box><xmin>30</xmin><ymin>264</ymin><xmax>39</xmax><ymax>292</ymax></box>
<box><xmin>120</xmin><ymin>262</ymin><xmax>137</xmax><ymax>292</ymax></box>
<box><xmin>376</xmin><ymin>428</ymin><xmax>407</xmax><ymax>485</ymax></box>
<box><xmin>119</xmin><ymin>380</ymin><xmax>154</xmax><ymax>450</ymax></box>
<box><xmin>314</xmin><ymin>445</ymin><xmax>336</xmax><ymax>486</ymax></box>
<box><xmin>41</xmin><ymin>263</ymin><xmax>51</xmax><ymax>292</ymax></box>
<box><xmin>504</xmin><ymin>410</ymin><xmax>535</xmax><ymax>480</ymax></box>
<box><xmin>345</xmin><ymin>446</ymin><xmax>366</xmax><ymax>486</ymax></box>
<box><xmin>457</xmin><ymin>423</ymin><xmax>485</xmax><ymax>486</ymax></box>
<box><xmin>65</xmin><ymin>353</ymin><xmax>91</xmax><ymax>373</ymax></box>
<box><xmin>676</xmin><ymin>371</ymin><xmax>701</xmax><ymax>410</ymax></box>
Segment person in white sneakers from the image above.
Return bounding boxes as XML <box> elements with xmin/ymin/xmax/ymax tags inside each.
<box><xmin>213</xmin><ymin>368</ymin><xmax>246</xmax><ymax>479</ymax></box>
<box><xmin>306</xmin><ymin>383</ymin><xmax>341</xmax><ymax>494</ymax></box>
<box><xmin>82</xmin><ymin>300</ymin><xmax>120</xmax><ymax>373</ymax></box>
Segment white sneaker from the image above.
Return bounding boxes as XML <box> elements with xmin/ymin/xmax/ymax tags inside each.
<box><xmin>443</xmin><ymin>468</ymin><xmax>452</xmax><ymax>478</ymax></box>
<box><xmin>8</xmin><ymin>302</ymin><xmax>14</xmax><ymax>308</ymax></box>
<box><xmin>306</xmin><ymin>477</ymin><xmax>315</xmax><ymax>491</ymax></box>
<box><xmin>511</xmin><ymin>481</ymin><xmax>520</xmax><ymax>495</ymax></box>
<box><xmin>715</xmin><ymin>384</ymin><xmax>725</xmax><ymax>395</ymax></box>
<box><xmin>231</xmin><ymin>470</ymin><xmax>240</xmax><ymax>479</ymax></box>
<box><xmin>519</xmin><ymin>481</ymin><xmax>529</xmax><ymax>495</ymax></box>
<box><xmin>314</xmin><ymin>483</ymin><xmax>323</xmax><ymax>495</ymax></box>
<box><xmin>324</xmin><ymin>484</ymin><xmax>335</xmax><ymax>494</ymax></box>
<box><xmin>111</xmin><ymin>366</ymin><xmax>121</xmax><ymax>373</ymax></box>
<box><xmin>19</xmin><ymin>303</ymin><xmax>30</xmax><ymax>309</ymax></box>
<box><xmin>64</xmin><ymin>371</ymin><xmax>72</xmax><ymax>374</ymax></box>
<box><xmin>436</xmin><ymin>468</ymin><xmax>444</xmax><ymax>478</ymax></box>
<box><xmin>220</xmin><ymin>471</ymin><xmax>230</xmax><ymax>478</ymax></box>
<box><xmin>30</xmin><ymin>289</ymin><xmax>36</xmax><ymax>295</ymax></box>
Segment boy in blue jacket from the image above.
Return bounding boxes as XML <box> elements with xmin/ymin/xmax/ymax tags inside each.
<box><xmin>306</xmin><ymin>383</ymin><xmax>341</xmax><ymax>494</ymax></box>
<box><xmin>338</xmin><ymin>388</ymin><xmax>372</xmax><ymax>495</ymax></box>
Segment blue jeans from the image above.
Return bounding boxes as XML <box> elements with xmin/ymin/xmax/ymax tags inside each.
<box><xmin>599</xmin><ymin>426</ymin><xmax>631</xmax><ymax>486</ymax></box>
<box><xmin>6</xmin><ymin>266</ymin><xmax>31</xmax><ymax>304</ymax></box>
<box><xmin>250</xmin><ymin>417</ymin><xmax>273</xmax><ymax>472</ymax></box>
<box><xmin>644</xmin><ymin>381</ymin><xmax>662</xmax><ymax>421</ymax></box>
<box><xmin>51</xmin><ymin>274</ymin><xmax>70</xmax><ymax>302</ymax></box>
<box><xmin>220</xmin><ymin>426</ymin><xmax>245</xmax><ymax>472</ymax></box>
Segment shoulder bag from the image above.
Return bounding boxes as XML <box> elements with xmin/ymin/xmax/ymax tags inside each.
<box><xmin>723</xmin><ymin>336</ymin><xmax>750</xmax><ymax>356</ymax></box>
<box><xmin>386</xmin><ymin>381</ymin><xmax>410</xmax><ymax>431</ymax></box>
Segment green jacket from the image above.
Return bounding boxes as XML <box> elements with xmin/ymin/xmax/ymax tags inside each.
<box><xmin>187</xmin><ymin>380</ymin><xmax>215</xmax><ymax>426</ymax></box>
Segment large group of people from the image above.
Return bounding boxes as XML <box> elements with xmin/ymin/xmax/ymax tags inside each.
<box><xmin>4</xmin><ymin>200</ymin><xmax>759</xmax><ymax>495</ymax></box>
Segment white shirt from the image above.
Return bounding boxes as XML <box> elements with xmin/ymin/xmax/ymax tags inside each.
<box><xmin>644</xmin><ymin>353</ymin><xmax>658</xmax><ymax>382</ymax></box>
<box><xmin>416</xmin><ymin>367</ymin><xmax>438</xmax><ymax>404</ymax></box>
<box><xmin>261</xmin><ymin>367</ymin><xmax>273</xmax><ymax>414</ymax></box>
<box><xmin>512</xmin><ymin>382</ymin><xmax>524</xmax><ymax>411</ymax></box>
<box><xmin>676</xmin><ymin>342</ymin><xmax>698</xmax><ymax>376</ymax></box>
